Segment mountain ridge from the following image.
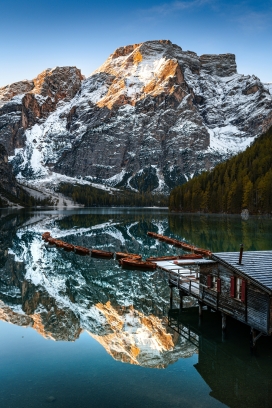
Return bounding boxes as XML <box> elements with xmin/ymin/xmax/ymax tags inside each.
<box><xmin>1</xmin><ymin>40</ymin><xmax>272</xmax><ymax>195</ymax></box>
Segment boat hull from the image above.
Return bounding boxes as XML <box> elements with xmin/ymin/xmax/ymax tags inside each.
<box><xmin>146</xmin><ymin>256</ymin><xmax>179</xmax><ymax>262</ymax></box>
<box><xmin>116</xmin><ymin>252</ymin><xmax>142</xmax><ymax>260</ymax></box>
<box><xmin>120</xmin><ymin>259</ymin><xmax>157</xmax><ymax>270</ymax></box>
<box><xmin>91</xmin><ymin>249</ymin><xmax>114</xmax><ymax>258</ymax></box>
<box><xmin>74</xmin><ymin>246</ymin><xmax>90</xmax><ymax>255</ymax></box>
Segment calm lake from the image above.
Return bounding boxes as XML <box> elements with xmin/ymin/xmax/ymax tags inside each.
<box><xmin>0</xmin><ymin>208</ymin><xmax>272</xmax><ymax>408</ymax></box>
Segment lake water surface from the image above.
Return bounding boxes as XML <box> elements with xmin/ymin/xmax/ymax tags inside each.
<box><xmin>1</xmin><ymin>208</ymin><xmax>272</xmax><ymax>408</ymax></box>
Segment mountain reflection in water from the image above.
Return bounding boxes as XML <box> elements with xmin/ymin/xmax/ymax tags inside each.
<box><xmin>1</xmin><ymin>209</ymin><xmax>272</xmax><ymax>408</ymax></box>
<box><xmin>0</xmin><ymin>209</ymin><xmax>198</xmax><ymax>369</ymax></box>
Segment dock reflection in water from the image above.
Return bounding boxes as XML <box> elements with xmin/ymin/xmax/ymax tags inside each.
<box><xmin>169</xmin><ymin>307</ymin><xmax>272</xmax><ymax>408</ymax></box>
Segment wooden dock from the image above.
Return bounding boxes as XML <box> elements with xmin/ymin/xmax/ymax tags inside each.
<box><xmin>155</xmin><ymin>251</ymin><xmax>272</xmax><ymax>349</ymax></box>
<box><xmin>156</xmin><ymin>259</ymin><xmax>214</xmax><ymax>297</ymax></box>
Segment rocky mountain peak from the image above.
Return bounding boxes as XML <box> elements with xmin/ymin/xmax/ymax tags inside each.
<box><xmin>92</xmin><ymin>40</ymin><xmax>238</xmax><ymax>111</ymax></box>
<box><xmin>93</xmin><ymin>40</ymin><xmax>187</xmax><ymax>109</ymax></box>
<box><xmin>0</xmin><ymin>66</ymin><xmax>84</xmax><ymax>155</ymax></box>
<box><xmin>0</xmin><ymin>80</ymin><xmax>34</xmax><ymax>104</ymax></box>
<box><xmin>199</xmin><ymin>53</ymin><xmax>237</xmax><ymax>77</ymax></box>
<box><xmin>0</xmin><ymin>66</ymin><xmax>83</xmax><ymax>105</ymax></box>
<box><xmin>0</xmin><ymin>40</ymin><xmax>272</xmax><ymax>193</ymax></box>
<box><xmin>31</xmin><ymin>66</ymin><xmax>84</xmax><ymax>102</ymax></box>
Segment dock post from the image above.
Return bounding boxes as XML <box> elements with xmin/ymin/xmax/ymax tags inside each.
<box><xmin>199</xmin><ymin>302</ymin><xmax>203</xmax><ymax>317</ymax></box>
<box><xmin>179</xmin><ymin>290</ymin><xmax>183</xmax><ymax>310</ymax></box>
<box><xmin>222</xmin><ymin>313</ymin><xmax>227</xmax><ymax>331</ymax></box>
<box><xmin>221</xmin><ymin>313</ymin><xmax>227</xmax><ymax>341</ymax></box>
<box><xmin>250</xmin><ymin>328</ymin><xmax>256</xmax><ymax>353</ymax></box>
<box><xmin>250</xmin><ymin>328</ymin><xmax>262</xmax><ymax>352</ymax></box>
<box><xmin>169</xmin><ymin>285</ymin><xmax>173</xmax><ymax>309</ymax></box>
<box><xmin>198</xmin><ymin>302</ymin><xmax>203</xmax><ymax>327</ymax></box>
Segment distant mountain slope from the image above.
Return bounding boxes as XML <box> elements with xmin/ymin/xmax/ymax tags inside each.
<box><xmin>0</xmin><ymin>143</ymin><xmax>54</xmax><ymax>208</ymax></box>
<box><xmin>169</xmin><ymin>125</ymin><xmax>272</xmax><ymax>214</ymax></box>
<box><xmin>0</xmin><ymin>143</ymin><xmax>21</xmax><ymax>206</ymax></box>
<box><xmin>1</xmin><ymin>40</ymin><xmax>272</xmax><ymax>193</ymax></box>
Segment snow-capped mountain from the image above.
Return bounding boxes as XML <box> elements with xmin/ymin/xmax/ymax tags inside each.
<box><xmin>1</xmin><ymin>40</ymin><xmax>272</xmax><ymax>193</ymax></box>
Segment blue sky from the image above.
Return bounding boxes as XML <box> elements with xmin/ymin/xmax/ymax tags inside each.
<box><xmin>0</xmin><ymin>0</ymin><xmax>271</xmax><ymax>86</ymax></box>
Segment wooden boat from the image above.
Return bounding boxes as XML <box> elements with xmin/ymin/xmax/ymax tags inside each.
<box><xmin>164</xmin><ymin>238</ymin><xmax>175</xmax><ymax>243</ymax></box>
<box><xmin>47</xmin><ymin>237</ymin><xmax>56</xmax><ymax>245</ymax></box>
<box><xmin>74</xmin><ymin>245</ymin><xmax>90</xmax><ymax>255</ymax></box>
<box><xmin>172</xmin><ymin>240</ymin><xmax>188</xmax><ymax>248</ymax></box>
<box><xmin>54</xmin><ymin>240</ymin><xmax>65</xmax><ymax>248</ymax></box>
<box><xmin>177</xmin><ymin>242</ymin><xmax>194</xmax><ymax>250</ymax></box>
<box><xmin>118</xmin><ymin>255</ymin><xmax>142</xmax><ymax>264</ymax></box>
<box><xmin>120</xmin><ymin>258</ymin><xmax>157</xmax><ymax>270</ymax></box>
<box><xmin>42</xmin><ymin>232</ymin><xmax>51</xmax><ymax>241</ymax></box>
<box><xmin>194</xmin><ymin>248</ymin><xmax>212</xmax><ymax>256</ymax></box>
<box><xmin>178</xmin><ymin>254</ymin><xmax>203</xmax><ymax>259</ymax></box>
<box><xmin>157</xmin><ymin>235</ymin><xmax>164</xmax><ymax>241</ymax></box>
<box><xmin>62</xmin><ymin>243</ymin><xmax>75</xmax><ymax>252</ymax></box>
<box><xmin>91</xmin><ymin>249</ymin><xmax>114</xmax><ymax>258</ymax></box>
<box><xmin>116</xmin><ymin>252</ymin><xmax>142</xmax><ymax>260</ymax></box>
<box><xmin>147</xmin><ymin>232</ymin><xmax>160</xmax><ymax>238</ymax></box>
<box><xmin>167</xmin><ymin>239</ymin><xmax>179</xmax><ymax>245</ymax></box>
<box><xmin>146</xmin><ymin>255</ymin><xmax>179</xmax><ymax>262</ymax></box>
<box><xmin>147</xmin><ymin>232</ymin><xmax>211</xmax><ymax>257</ymax></box>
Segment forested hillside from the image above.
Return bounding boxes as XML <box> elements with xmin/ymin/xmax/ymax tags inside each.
<box><xmin>57</xmin><ymin>183</ymin><xmax>169</xmax><ymax>207</ymax></box>
<box><xmin>169</xmin><ymin>125</ymin><xmax>272</xmax><ymax>214</ymax></box>
<box><xmin>0</xmin><ymin>185</ymin><xmax>53</xmax><ymax>208</ymax></box>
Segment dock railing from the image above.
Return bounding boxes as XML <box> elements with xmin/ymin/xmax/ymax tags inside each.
<box><xmin>168</xmin><ymin>268</ymin><xmax>200</xmax><ymax>296</ymax></box>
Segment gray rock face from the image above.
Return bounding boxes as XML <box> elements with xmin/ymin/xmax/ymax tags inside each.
<box><xmin>0</xmin><ymin>67</ymin><xmax>84</xmax><ymax>155</ymax></box>
<box><xmin>199</xmin><ymin>53</ymin><xmax>237</xmax><ymax>77</ymax></box>
<box><xmin>0</xmin><ymin>144</ymin><xmax>19</xmax><ymax>198</ymax></box>
<box><xmin>0</xmin><ymin>80</ymin><xmax>34</xmax><ymax>103</ymax></box>
<box><xmin>1</xmin><ymin>40</ymin><xmax>272</xmax><ymax>192</ymax></box>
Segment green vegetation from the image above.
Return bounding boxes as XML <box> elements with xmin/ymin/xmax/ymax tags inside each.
<box><xmin>169</xmin><ymin>125</ymin><xmax>272</xmax><ymax>214</ymax></box>
<box><xmin>57</xmin><ymin>182</ymin><xmax>169</xmax><ymax>207</ymax></box>
<box><xmin>0</xmin><ymin>186</ymin><xmax>53</xmax><ymax>208</ymax></box>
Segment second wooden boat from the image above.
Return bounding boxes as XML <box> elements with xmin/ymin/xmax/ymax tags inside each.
<box><xmin>178</xmin><ymin>254</ymin><xmax>203</xmax><ymax>259</ymax></box>
<box><xmin>74</xmin><ymin>245</ymin><xmax>90</xmax><ymax>255</ymax></box>
<box><xmin>146</xmin><ymin>255</ymin><xmax>179</xmax><ymax>262</ymax></box>
<box><xmin>91</xmin><ymin>249</ymin><xmax>114</xmax><ymax>258</ymax></box>
<box><xmin>54</xmin><ymin>240</ymin><xmax>65</xmax><ymax>248</ymax></box>
<box><xmin>62</xmin><ymin>243</ymin><xmax>75</xmax><ymax>252</ymax></box>
<box><xmin>193</xmin><ymin>248</ymin><xmax>212</xmax><ymax>256</ymax></box>
<box><xmin>116</xmin><ymin>252</ymin><xmax>142</xmax><ymax>260</ymax></box>
<box><xmin>147</xmin><ymin>231</ymin><xmax>160</xmax><ymax>238</ymax></box>
<box><xmin>42</xmin><ymin>232</ymin><xmax>51</xmax><ymax>241</ymax></box>
<box><xmin>120</xmin><ymin>258</ymin><xmax>157</xmax><ymax>270</ymax></box>
<box><xmin>47</xmin><ymin>237</ymin><xmax>56</xmax><ymax>245</ymax></box>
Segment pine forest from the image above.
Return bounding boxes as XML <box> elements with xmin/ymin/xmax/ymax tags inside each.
<box><xmin>169</xmin><ymin>125</ymin><xmax>272</xmax><ymax>214</ymax></box>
